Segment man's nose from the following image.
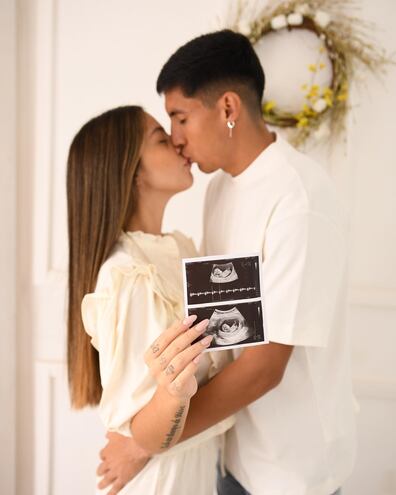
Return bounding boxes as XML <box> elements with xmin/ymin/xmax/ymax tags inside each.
<box><xmin>171</xmin><ymin>127</ymin><xmax>185</xmax><ymax>148</ymax></box>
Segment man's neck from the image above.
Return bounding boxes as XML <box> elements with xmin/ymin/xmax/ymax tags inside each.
<box><xmin>224</xmin><ymin>121</ymin><xmax>276</xmax><ymax>178</ymax></box>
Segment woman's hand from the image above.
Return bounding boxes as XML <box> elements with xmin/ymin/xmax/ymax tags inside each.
<box><xmin>144</xmin><ymin>315</ymin><xmax>212</xmax><ymax>401</ymax></box>
<box><xmin>130</xmin><ymin>315</ymin><xmax>212</xmax><ymax>454</ymax></box>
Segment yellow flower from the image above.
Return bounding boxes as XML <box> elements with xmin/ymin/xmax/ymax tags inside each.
<box><xmin>307</xmin><ymin>84</ymin><xmax>320</xmax><ymax>101</ymax></box>
<box><xmin>321</xmin><ymin>88</ymin><xmax>332</xmax><ymax>107</ymax></box>
<box><xmin>263</xmin><ymin>100</ymin><xmax>276</xmax><ymax>113</ymax></box>
<box><xmin>337</xmin><ymin>92</ymin><xmax>348</xmax><ymax>102</ymax></box>
<box><xmin>308</xmin><ymin>64</ymin><xmax>317</xmax><ymax>72</ymax></box>
<box><xmin>324</xmin><ymin>94</ymin><xmax>333</xmax><ymax>107</ymax></box>
<box><xmin>302</xmin><ymin>104</ymin><xmax>316</xmax><ymax>116</ymax></box>
<box><xmin>296</xmin><ymin>117</ymin><xmax>309</xmax><ymax>128</ymax></box>
<box><xmin>319</xmin><ymin>63</ymin><xmax>326</xmax><ymax>70</ymax></box>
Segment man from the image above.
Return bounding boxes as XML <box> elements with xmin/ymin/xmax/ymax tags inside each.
<box><xmin>97</xmin><ymin>30</ymin><xmax>356</xmax><ymax>495</ymax></box>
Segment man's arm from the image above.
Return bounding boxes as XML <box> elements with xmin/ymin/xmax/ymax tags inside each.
<box><xmin>180</xmin><ymin>341</ymin><xmax>293</xmax><ymax>441</ymax></box>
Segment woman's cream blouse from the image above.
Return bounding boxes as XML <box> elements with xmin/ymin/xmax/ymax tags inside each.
<box><xmin>81</xmin><ymin>230</ymin><xmax>231</xmax><ymax>437</ymax></box>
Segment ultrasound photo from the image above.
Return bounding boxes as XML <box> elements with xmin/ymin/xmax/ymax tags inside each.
<box><xmin>182</xmin><ymin>253</ymin><xmax>268</xmax><ymax>351</ymax></box>
<box><xmin>189</xmin><ymin>301</ymin><xmax>265</xmax><ymax>350</ymax></box>
<box><xmin>184</xmin><ymin>255</ymin><xmax>261</xmax><ymax>305</ymax></box>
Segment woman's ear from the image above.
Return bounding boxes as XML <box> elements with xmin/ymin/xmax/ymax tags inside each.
<box><xmin>219</xmin><ymin>91</ymin><xmax>241</xmax><ymax>124</ymax></box>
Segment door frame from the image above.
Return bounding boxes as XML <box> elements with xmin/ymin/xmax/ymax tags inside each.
<box><xmin>0</xmin><ymin>0</ymin><xmax>17</xmax><ymax>492</ymax></box>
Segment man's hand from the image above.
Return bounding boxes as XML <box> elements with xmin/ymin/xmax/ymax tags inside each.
<box><xmin>97</xmin><ymin>432</ymin><xmax>151</xmax><ymax>494</ymax></box>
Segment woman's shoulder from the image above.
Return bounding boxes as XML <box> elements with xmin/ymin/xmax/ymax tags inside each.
<box><xmin>95</xmin><ymin>237</ymin><xmax>153</xmax><ymax>293</ymax></box>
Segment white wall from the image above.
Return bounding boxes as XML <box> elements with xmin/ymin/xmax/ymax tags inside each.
<box><xmin>0</xmin><ymin>0</ymin><xmax>16</xmax><ymax>493</ymax></box>
<box><xmin>13</xmin><ymin>0</ymin><xmax>396</xmax><ymax>494</ymax></box>
<box><xmin>342</xmin><ymin>1</ymin><xmax>396</xmax><ymax>492</ymax></box>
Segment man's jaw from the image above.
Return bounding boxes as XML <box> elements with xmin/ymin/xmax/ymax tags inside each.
<box><xmin>182</xmin><ymin>152</ymin><xmax>214</xmax><ymax>174</ymax></box>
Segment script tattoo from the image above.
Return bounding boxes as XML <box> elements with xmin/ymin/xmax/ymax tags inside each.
<box><xmin>161</xmin><ymin>405</ymin><xmax>186</xmax><ymax>449</ymax></box>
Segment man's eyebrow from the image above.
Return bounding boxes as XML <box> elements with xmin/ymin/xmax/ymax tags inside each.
<box><xmin>150</xmin><ymin>125</ymin><xmax>165</xmax><ymax>136</ymax></box>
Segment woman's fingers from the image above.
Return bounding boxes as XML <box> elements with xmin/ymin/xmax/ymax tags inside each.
<box><xmin>158</xmin><ymin>335</ymin><xmax>213</xmax><ymax>387</ymax></box>
<box><xmin>158</xmin><ymin>319</ymin><xmax>209</xmax><ymax>370</ymax></box>
<box><xmin>144</xmin><ymin>315</ymin><xmax>197</xmax><ymax>365</ymax></box>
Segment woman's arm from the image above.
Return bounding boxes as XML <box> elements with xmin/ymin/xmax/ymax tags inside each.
<box><xmin>129</xmin><ymin>317</ymin><xmax>212</xmax><ymax>454</ymax></box>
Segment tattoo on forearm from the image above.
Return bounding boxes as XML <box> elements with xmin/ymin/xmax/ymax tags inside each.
<box><xmin>161</xmin><ymin>405</ymin><xmax>186</xmax><ymax>449</ymax></box>
<box><xmin>151</xmin><ymin>343</ymin><xmax>160</xmax><ymax>354</ymax></box>
<box><xmin>165</xmin><ymin>364</ymin><xmax>175</xmax><ymax>376</ymax></box>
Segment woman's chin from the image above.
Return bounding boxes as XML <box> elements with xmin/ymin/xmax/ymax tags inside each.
<box><xmin>182</xmin><ymin>173</ymin><xmax>194</xmax><ymax>190</ymax></box>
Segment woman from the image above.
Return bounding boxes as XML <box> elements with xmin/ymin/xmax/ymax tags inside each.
<box><xmin>67</xmin><ymin>105</ymin><xmax>233</xmax><ymax>494</ymax></box>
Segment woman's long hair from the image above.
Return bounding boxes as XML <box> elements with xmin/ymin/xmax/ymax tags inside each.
<box><xmin>67</xmin><ymin>105</ymin><xmax>145</xmax><ymax>408</ymax></box>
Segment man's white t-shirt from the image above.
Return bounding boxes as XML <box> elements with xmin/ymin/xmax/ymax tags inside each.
<box><xmin>202</xmin><ymin>135</ymin><xmax>357</xmax><ymax>495</ymax></box>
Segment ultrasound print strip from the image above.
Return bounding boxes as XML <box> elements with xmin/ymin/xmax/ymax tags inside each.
<box><xmin>184</xmin><ymin>255</ymin><xmax>262</xmax><ymax>306</ymax></box>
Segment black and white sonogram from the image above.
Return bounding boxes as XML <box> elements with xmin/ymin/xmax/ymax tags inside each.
<box><xmin>182</xmin><ymin>253</ymin><xmax>268</xmax><ymax>351</ymax></box>
<box><xmin>184</xmin><ymin>255</ymin><xmax>261</xmax><ymax>305</ymax></box>
<box><xmin>189</xmin><ymin>301</ymin><xmax>265</xmax><ymax>349</ymax></box>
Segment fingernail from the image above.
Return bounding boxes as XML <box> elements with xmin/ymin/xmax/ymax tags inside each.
<box><xmin>183</xmin><ymin>314</ymin><xmax>197</xmax><ymax>326</ymax></box>
<box><xmin>201</xmin><ymin>335</ymin><xmax>213</xmax><ymax>347</ymax></box>
<box><xmin>195</xmin><ymin>319</ymin><xmax>209</xmax><ymax>332</ymax></box>
<box><xmin>193</xmin><ymin>354</ymin><xmax>202</xmax><ymax>364</ymax></box>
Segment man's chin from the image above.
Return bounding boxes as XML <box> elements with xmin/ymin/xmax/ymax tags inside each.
<box><xmin>196</xmin><ymin>161</ymin><xmax>218</xmax><ymax>174</ymax></box>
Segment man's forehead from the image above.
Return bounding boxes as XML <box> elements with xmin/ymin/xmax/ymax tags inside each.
<box><xmin>164</xmin><ymin>89</ymin><xmax>199</xmax><ymax>115</ymax></box>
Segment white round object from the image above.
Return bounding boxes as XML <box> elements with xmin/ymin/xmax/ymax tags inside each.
<box><xmin>255</xmin><ymin>27</ymin><xmax>333</xmax><ymax>114</ymax></box>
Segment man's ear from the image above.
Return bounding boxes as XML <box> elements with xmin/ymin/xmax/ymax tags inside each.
<box><xmin>218</xmin><ymin>91</ymin><xmax>242</xmax><ymax>124</ymax></box>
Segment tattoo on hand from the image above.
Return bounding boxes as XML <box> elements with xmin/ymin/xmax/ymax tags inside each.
<box><xmin>151</xmin><ymin>343</ymin><xmax>160</xmax><ymax>354</ymax></box>
<box><xmin>165</xmin><ymin>364</ymin><xmax>175</xmax><ymax>376</ymax></box>
<box><xmin>159</xmin><ymin>356</ymin><xmax>167</xmax><ymax>368</ymax></box>
<box><xmin>161</xmin><ymin>406</ymin><xmax>186</xmax><ymax>449</ymax></box>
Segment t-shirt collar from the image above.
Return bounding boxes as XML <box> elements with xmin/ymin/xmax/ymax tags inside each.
<box><xmin>222</xmin><ymin>132</ymin><xmax>283</xmax><ymax>187</ymax></box>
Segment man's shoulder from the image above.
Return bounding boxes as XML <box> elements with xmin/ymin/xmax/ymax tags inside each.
<box><xmin>275</xmin><ymin>138</ymin><xmax>341</xmax><ymax>209</ymax></box>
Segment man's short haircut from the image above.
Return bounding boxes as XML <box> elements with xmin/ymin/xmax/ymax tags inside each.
<box><xmin>156</xmin><ymin>30</ymin><xmax>265</xmax><ymax>116</ymax></box>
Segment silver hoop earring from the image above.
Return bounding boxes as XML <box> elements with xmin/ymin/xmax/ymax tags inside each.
<box><xmin>227</xmin><ymin>120</ymin><xmax>235</xmax><ymax>138</ymax></box>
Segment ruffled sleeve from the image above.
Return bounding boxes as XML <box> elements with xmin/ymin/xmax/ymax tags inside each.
<box><xmin>82</xmin><ymin>262</ymin><xmax>174</xmax><ymax>437</ymax></box>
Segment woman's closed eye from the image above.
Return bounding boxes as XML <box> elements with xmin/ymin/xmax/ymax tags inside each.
<box><xmin>158</xmin><ymin>133</ymin><xmax>171</xmax><ymax>145</ymax></box>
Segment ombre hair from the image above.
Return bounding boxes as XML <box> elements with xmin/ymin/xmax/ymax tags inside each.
<box><xmin>66</xmin><ymin>105</ymin><xmax>145</xmax><ymax>408</ymax></box>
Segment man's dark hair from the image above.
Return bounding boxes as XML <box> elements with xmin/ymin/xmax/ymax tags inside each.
<box><xmin>156</xmin><ymin>30</ymin><xmax>265</xmax><ymax>116</ymax></box>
